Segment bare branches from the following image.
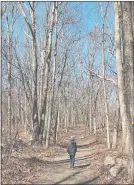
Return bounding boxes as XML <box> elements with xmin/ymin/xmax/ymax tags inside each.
<box><xmin>23</xmin><ymin>29</ymin><xmax>32</xmax><ymax>39</ymax></box>
<box><xmin>18</xmin><ymin>2</ymin><xmax>33</xmax><ymax>36</ymax></box>
<box><xmin>81</xmin><ymin>61</ymin><xmax>117</xmax><ymax>85</ymax></box>
<box><xmin>100</xmin><ymin>2</ymin><xmax>110</xmax><ymax>22</ymax></box>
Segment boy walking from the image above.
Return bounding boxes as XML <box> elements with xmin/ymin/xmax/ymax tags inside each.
<box><xmin>67</xmin><ymin>136</ymin><xmax>77</xmax><ymax>169</ymax></box>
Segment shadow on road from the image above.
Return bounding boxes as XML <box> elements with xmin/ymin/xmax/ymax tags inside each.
<box><xmin>17</xmin><ymin>154</ymin><xmax>94</xmax><ymax>167</ymax></box>
<box><xmin>53</xmin><ymin>174</ymin><xmax>99</xmax><ymax>184</ymax></box>
<box><xmin>76</xmin><ymin>163</ymin><xmax>90</xmax><ymax>169</ymax></box>
<box><xmin>52</xmin><ymin>171</ymin><xmax>80</xmax><ymax>184</ymax></box>
<box><xmin>77</xmin><ymin>176</ymin><xmax>100</xmax><ymax>184</ymax></box>
<box><xmin>54</xmin><ymin>154</ymin><xmax>94</xmax><ymax>163</ymax></box>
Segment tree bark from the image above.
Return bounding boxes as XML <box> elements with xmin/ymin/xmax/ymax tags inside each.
<box><xmin>102</xmin><ymin>22</ymin><xmax>110</xmax><ymax>149</ymax></box>
<box><xmin>121</xmin><ymin>2</ymin><xmax>134</xmax><ymax>182</ymax></box>
<box><xmin>56</xmin><ymin>107</ymin><xmax>60</xmax><ymax>142</ymax></box>
<box><xmin>114</xmin><ymin>2</ymin><xmax>129</xmax><ymax>151</ymax></box>
<box><xmin>19</xmin><ymin>2</ymin><xmax>40</xmax><ymax>142</ymax></box>
<box><xmin>5</xmin><ymin>11</ymin><xmax>12</xmax><ymax>141</ymax></box>
<box><xmin>30</xmin><ymin>2</ymin><xmax>39</xmax><ymax>142</ymax></box>
<box><xmin>48</xmin><ymin>1</ymin><xmax>58</xmax><ymax>146</ymax></box>
<box><xmin>40</xmin><ymin>2</ymin><xmax>55</xmax><ymax>143</ymax></box>
<box><xmin>53</xmin><ymin>104</ymin><xmax>59</xmax><ymax>144</ymax></box>
<box><xmin>112</xmin><ymin>95</ymin><xmax>120</xmax><ymax>149</ymax></box>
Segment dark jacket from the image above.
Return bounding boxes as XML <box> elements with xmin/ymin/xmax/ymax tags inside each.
<box><xmin>67</xmin><ymin>139</ymin><xmax>77</xmax><ymax>155</ymax></box>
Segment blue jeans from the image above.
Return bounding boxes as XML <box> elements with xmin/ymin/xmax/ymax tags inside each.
<box><xmin>69</xmin><ymin>155</ymin><xmax>75</xmax><ymax>168</ymax></box>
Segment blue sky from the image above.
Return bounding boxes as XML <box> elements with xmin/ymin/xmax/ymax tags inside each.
<box><xmin>2</xmin><ymin>2</ymin><xmax>116</xmax><ymax>78</ymax></box>
<box><xmin>3</xmin><ymin>2</ymin><xmax>114</xmax><ymax>40</ymax></box>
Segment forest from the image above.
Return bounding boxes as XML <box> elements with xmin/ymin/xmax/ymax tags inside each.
<box><xmin>1</xmin><ymin>1</ymin><xmax>134</xmax><ymax>184</ymax></box>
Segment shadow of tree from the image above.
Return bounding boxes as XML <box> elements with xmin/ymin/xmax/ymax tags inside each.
<box><xmin>77</xmin><ymin>176</ymin><xmax>100</xmax><ymax>184</ymax></box>
<box><xmin>54</xmin><ymin>154</ymin><xmax>93</xmax><ymax>164</ymax></box>
<box><xmin>52</xmin><ymin>171</ymin><xmax>80</xmax><ymax>184</ymax></box>
<box><xmin>17</xmin><ymin>154</ymin><xmax>94</xmax><ymax>166</ymax></box>
<box><xmin>76</xmin><ymin>163</ymin><xmax>90</xmax><ymax>168</ymax></box>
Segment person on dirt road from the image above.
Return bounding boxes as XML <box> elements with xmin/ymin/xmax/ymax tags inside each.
<box><xmin>67</xmin><ymin>136</ymin><xmax>77</xmax><ymax>169</ymax></box>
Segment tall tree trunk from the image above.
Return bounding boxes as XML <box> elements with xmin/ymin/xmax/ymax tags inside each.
<box><xmin>93</xmin><ymin>116</ymin><xmax>96</xmax><ymax>134</ymax></box>
<box><xmin>131</xmin><ymin>2</ymin><xmax>134</xmax><ymax>37</ymax></box>
<box><xmin>121</xmin><ymin>2</ymin><xmax>134</xmax><ymax>182</ymax></box>
<box><xmin>112</xmin><ymin>94</ymin><xmax>120</xmax><ymax>149</ymax></box>
<box><xmin>64</xmin><ymin>105</ymin><xmax>68</xmax><ymax>133</ymax></box>
<box><xmin>114</xmin><ymin>2</ymin><xmax>129</xmax><ymax>151</ymax></box>
<box><xmin>19</xmin><ymin>2</ymin><xmax>40</xmax><ymax>142</ymax></box>
<box><xmin>93</xmin><ymin>88</ymin><xmax>99</xmax><ymax>135</ymax></box>
<box><xmin>43</xmin><ymin>97</ymin><xmax>49</xmax><ymax>141</ymax></box>
<box><xmin>46</xmin><ymin>90</ymin><xmax>52</xmax><ymax>148</ymax></box>
<box><xmin>40</xmin><ymin>61</ymin><xmax>50</xmax><ymax>141</ymax></box>
<box><xmin>30</xmin><ymin>2</ymin><xmax>39</xmax><ymax>142</ymax></box>
<box><xmin>102</xmin><ymin>22</ymin><xmax>110</xmax><ymax>149</ymax></box>
<box><xmin>39</xmin><ymin>9</ymin><xmax>49</xmax><ymax>124</ymax></box>
<box><xmin>7</xmin><ymin>25</ymin><xmax>12</xmax><ymax>141</ymax></box>
<box><xmin>40</xmin><ymin>2</ymin><xmax>55</xmax><ymax>142</ymax></box>
<box><xmin>53</xmin><ymin>104</ymin><xmax>59</xmax><ymax>144</ymax></box>
<box><xmin>56</xmin><ymin>108</ymin><xmax>60</xmax><ymax>142</ymax></box>
<box><xmin>89</xmin><ymin>91</ymin><xmax>92</xmax><ymax>135</ymax></box>
<box><xmin>24</xmin><ymin>94</ymin><xmax>28</xmax><ymax>137</ymax></box>
<box><xmin>48</xmin><ymin>1</ymin><xmax>58</xmax><ymax>146</ymax></box>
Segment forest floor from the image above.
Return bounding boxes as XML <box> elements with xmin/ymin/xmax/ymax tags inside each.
<box><xmin>2</xmin><ymin>124</ymin><xmax>131</xmax><ymax>184</ymax></box>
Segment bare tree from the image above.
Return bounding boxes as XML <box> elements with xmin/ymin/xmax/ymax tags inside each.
<box><xmin>100</xmin><ymin>2</ymin><xmax>111</xmax><ymax>149</ymax></box>
<box><xmin>19</xmin><ymin>2</ymin><xmax>39</xmax><ymax>142</ymax></box>
<box><xmin>39</xmin><ymin>2</ymin><xmax>55</xmax><ymax>146</ymax></box>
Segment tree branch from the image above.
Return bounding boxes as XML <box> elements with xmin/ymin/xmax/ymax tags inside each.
<box><xmin>82</xmin><ymin>62</ymin><xmax>117</xmax><ymax>86</ymax></box>
<box><xmin>18</xmin><ymin>2</ymin><xmax>33</xmax><ymax>36</ymax></box>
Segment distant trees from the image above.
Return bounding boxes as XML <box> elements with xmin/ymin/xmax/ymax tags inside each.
<box><xmin>2</xmin><ymin>3</ymin><xmax>19</xmax><ymax>141</ymax></box>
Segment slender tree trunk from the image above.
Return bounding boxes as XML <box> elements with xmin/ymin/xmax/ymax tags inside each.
<box><xmin>39</xmin><ymin>9</ymin><xmax>49</xmax><ymax>124</ymax></box>
<box><xmin>56</xmin><ymin>108</ymin><xmax>60</xmax><ymax>142</ymax></box>
<box><xmin>74</xmin><ymin>115</ymin><xmax>76</xmax><ymax>128</ymax></box>
<box><xmin>131</xmin><ymin>2</ymin><xmax>134</xmax><ymax>37</ymax></box>
<box><xmin>65</xmin><ymin>109</ymin><xmax>67</xmax><ymax>133</ymax></box>
<box><xmin>7</xmin><ymin>67</ymin><xmax>11</xmax><ymax>141</ymax></box>
<box><xmin>89</xmin><ymin>94</ymin><xmax>92</xmax><ymax>134</ymax></box>
<box><xmin>102</xmin><ymin>22</ymin><xmax>110</xmax><ymax>149</ymax></box>
<box><xmin>18</xmin><ymin>87</ymin><xmax>21</xmax><ymax>125</ymax></box>
<box><xmin>46</xmin><ymin>91</ymin><xmax>52</xmax><ymax>148</ymax></box>
<box><xmin>24</xmin><ymin>95</ymin><xmax>28</xmax><ymax>137</ymax></box>
<box><xmin>40</xmin><ymin>62</ymin><xmax>50</xmax><ymax>141</ymax></box>
<box><xmin>6</xmin><ymin>18</ymin><xmax>12</xmax><ymax>141</ymax></box>
<box><xmin>30</xmin><ymin>2</ymin><xmax>39</xmax><ymax>142</ymax></box>
<box><xmin>112</xmin><ymin>95</ymin><xmax>120</xmax><ymax>149</ymax></box>
<box><xmin>93</xmin><ymin>116</ymin><xmax>96</xmax><ymax>134</ymax></box>
<box><xmin>43</xmin><ymin>97</ymin><xmax>49</xmax><ymax>141</ymax></box>
<box><xmin>50</xmin><ymin>1</ymin><xmax>58</xmax><ymax>145</ymax></box>
<box><xmin>93</xmin><ymin>89</ymin><xmax>99</xmax><ymax>135</ymax></box>
<box><xmin>53</xmin><ymin>104</ymin><xmax>59</xmax><ymax>144</ymax></box>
